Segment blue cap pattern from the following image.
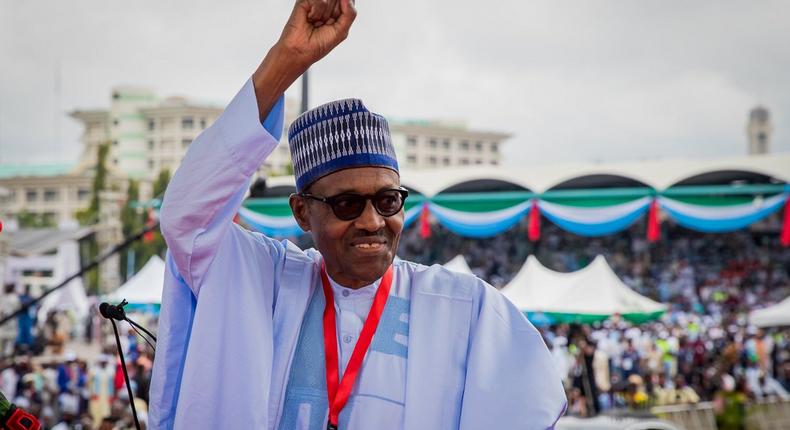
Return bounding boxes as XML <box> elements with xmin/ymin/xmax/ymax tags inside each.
<box><xmin>288</xmin><ymin>98</ymin><xmax>399</xmax><ymax>191</ymax></box>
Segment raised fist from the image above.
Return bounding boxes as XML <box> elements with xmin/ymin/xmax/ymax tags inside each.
<box><xmin>278</xmin><ymin>0</ymin><xmax>357</xmax><ymax>71</ymax></box>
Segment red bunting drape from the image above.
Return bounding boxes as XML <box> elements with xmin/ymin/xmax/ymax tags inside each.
<box><xmin>528</xmin><ymin>199</ymin><xmax>541</xmax><ymax>242</ymax></box>
<box><xmin>781</xmin><ymin>196</ymin><xmax>790</xmax><ymax>247</ymax></box>
<box><xmin>647</xmin><ymin>198</ymin><xmax>661</xmax><ymax>243</ymax></box>
<box><xmin>419</xmin><ymin>202</ymin><xmax>431</xmax><ymax>239</ymax></box>
<box><xmin>143</xmin><ymin>208</ymin><xmax>157</xmax><ymax>243</ymax></box>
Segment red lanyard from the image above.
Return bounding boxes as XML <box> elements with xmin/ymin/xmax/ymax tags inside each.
<box><xmin>321</xmin><ymin>262</ymin><xmax>394</xmax><ymax>430</ymax></box>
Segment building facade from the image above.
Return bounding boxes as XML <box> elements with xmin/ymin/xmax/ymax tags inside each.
<box><xmin>70</xmin><ymin>87</ymin><xmax>224</xmax><ymax>180</ymax></box>
<box><xmin>389</xmin><ymin>120</ymin><xmax>509</xmax><ymax>169</ymax></box>
<box><xmin>70</xmin><ymin>88</ymin><xmax>510</xmax><ymax>179</ymax></box>
<box><xmin>0</xmin><ymin>164</ymin><xmax>135</xmax><ymax>227</ymax></box>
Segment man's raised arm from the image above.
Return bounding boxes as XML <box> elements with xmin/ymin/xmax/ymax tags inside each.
<box><xmin>158</xmin><ymin>0</ymin><xmax>356</xmax><ymax>294</ymax></box>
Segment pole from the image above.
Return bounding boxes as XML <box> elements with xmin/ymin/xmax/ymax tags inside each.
<box><xmin>300</xmin><ymin>69</ymin><xmax>309</xmax><ymax>114</ymax></box>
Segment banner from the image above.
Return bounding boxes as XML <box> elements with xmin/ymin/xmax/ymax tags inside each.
<box><xmin>658</xmin><ymin>193</ymin><xmax>787</xmax><ymax>233</ymax></box>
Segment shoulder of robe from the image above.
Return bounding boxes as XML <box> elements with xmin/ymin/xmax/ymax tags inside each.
<box><xmin>395</xmin><ymin>259</ymin><xmax>488</xmax><ymax>302</ymax></box>
<box><xmin>228</xmin><ymin>224</ymin><xmax>316</xmax><ymax>267</ymax></box>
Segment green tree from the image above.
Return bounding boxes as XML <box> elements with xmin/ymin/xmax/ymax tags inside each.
<box><xmin>153</xmin><ymin>169</ymin><xmax>170</xmax><ymax>197</ymax></box>
<box><xmin>16</xmin><ymin>210</ymin><xmax>57</xmax><ymax>228</ymax></box>
<box><xmin>123</xmin><ymin>169</ymin><xmax>170</xmax><ymax>279</ymax></box>
<box><xmin>120</xmin><ymin>180</ymin><xmax>143</xmax><ymax>281</ymax></box>
<box><xmin>75</xmin><ymin>143</ymin><xmax>109</xmax><ymax>225</ymax></box>
<box><xmin>74</xmin><ymin>143</ymin><xmax>109</xmax><ymax>293</ymax></box>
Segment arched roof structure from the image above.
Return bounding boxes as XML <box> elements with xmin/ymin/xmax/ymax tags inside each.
<box><xmin>259</xmin><ymin>153</ymin><xmax>789</xmax><ymax>197</ymax></box>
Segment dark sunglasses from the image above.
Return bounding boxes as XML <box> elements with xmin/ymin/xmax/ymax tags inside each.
<box><xmin>300</xmin><ymin>188</ymin><xmax>409</xmax><ymax>221</ymax></box>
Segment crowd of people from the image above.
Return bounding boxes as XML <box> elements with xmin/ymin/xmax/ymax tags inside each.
<box><xmin>401</xmin><ymin>217</ymin><xmax>790</xmax><ymax>426</ymax></box>
<box><xmin>0</xmin><ymin>302</ymin><xmax>156</xmax><ymax>429</ymax></box>
<box><xmin>1</xmin><ymin>215</ymin><xmax>788</xmax><ymax>428</ymax></box>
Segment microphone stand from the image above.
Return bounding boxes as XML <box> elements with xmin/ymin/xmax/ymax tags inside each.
<box><xmin>109</xmin><ymin>316</ymin><xmax>142</xmax><ymax>430</ymax></box>
<box><xmin>100</xmin><ymin>299</ymin><xmax>157</xmax><ymax>430</ymax></box>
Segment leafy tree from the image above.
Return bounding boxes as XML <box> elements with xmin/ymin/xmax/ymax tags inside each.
<box><xmin>121</xmin><ymin>170</ymin><xmax>170</xmax><ymax>279</ymax></box>
<box><xmin>75</xmin><ymin>143</ymin><xmax>109</xmax><ymax>225</ymax></box>
<box><xmin>120</xmin><ymin>180</ymin><xmax>143</xmax><ymax>281</ymax></box>
<box><xmin>74</xmin><ymin>143</ymin><xmax>108</xmax><ymax>293</ymax></box>
<box><xmin>16</xmin><ymin>210</ymin><xmax>57</xmax><ymax>228</ymax></box>
<box><xmin>153</xmin><ymin>169</ymin><xmax>170</xmax><ymax>197</ymax></box>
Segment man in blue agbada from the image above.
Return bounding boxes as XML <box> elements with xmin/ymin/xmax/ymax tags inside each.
<box><xmin>148</xmin><ymin>0</ymin><xmax>566</xmax><ymax>428</ymax></box>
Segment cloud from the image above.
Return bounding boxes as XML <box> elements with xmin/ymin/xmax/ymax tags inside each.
<box><xmin>1</xmin><ymin>0</ymin><xmax>788</xmax><ymax>166</ymax></box>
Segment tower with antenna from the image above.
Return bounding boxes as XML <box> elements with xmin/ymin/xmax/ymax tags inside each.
<box><xmin>746</xmin><ymin>106</ymin><xmax>772</xmax><ymax>155</ymax></box>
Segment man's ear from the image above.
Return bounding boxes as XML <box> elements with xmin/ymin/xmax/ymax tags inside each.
<box><xmin>289</xmin><ymin>194</ymin><xmax>312</xmax><ymax>232</ymax></box>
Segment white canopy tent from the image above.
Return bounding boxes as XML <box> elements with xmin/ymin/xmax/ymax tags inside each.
<box><xmin>38</xmin><ymin>240</ymin><xmax>90</xmax><ymax>321</ymax></box>
<box><xmin>749</xmin><ymin>297</ymin><xmax>790</xmax><ymax>328</ymax></box>
<box><xmin>502</xmin><ymin>255</ymin><xmax>666</xmax><ymax>323</ymax></box>
<box><xmin>443</xmin><ymin>255</ymin><xmax>474</xmax><ymax>276</ymax></box>
<box><xmin>108</xmin><ymin>256</ymin><xmax>165</xmax><ymax>312</ymax></box>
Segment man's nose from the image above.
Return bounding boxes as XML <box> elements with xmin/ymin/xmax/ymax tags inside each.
<box><xmin>354</xmin><ymin>199</ymin><xmax>385</xmax><ymax>231</ymax></box>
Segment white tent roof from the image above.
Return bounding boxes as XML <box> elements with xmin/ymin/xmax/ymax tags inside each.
<box><xmin>749</xmin><ymin>296</ymin><xmax>790</xmax><ymax>328</ymax></box>
<box><xmin>38</xmin><ymin>240</ymin><xmax>89</xmax><ymax>321</ymax></box>
<box><xmin>443</xmin><ymin>255</ymin><xmax>474</xmax><ymax>275</ymax></box>
<box><xmin>501</xmin><ymin>255</ymin><xmax>666</xmax><ymax>317</ymax></box>
<box><xmin>109</xmin><ymin>256</ymin><xmax>165</xmax><ymax>305</ymax></box>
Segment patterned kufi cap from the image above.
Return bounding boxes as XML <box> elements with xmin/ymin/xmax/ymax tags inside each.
<box><xmin>288</xmin><ymin>99</ymin><xmax>398</xmax><ymax>192</ymax></box>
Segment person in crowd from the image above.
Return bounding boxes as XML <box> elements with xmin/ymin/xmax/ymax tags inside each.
<box><xmin>0</xmin><ymin>284</ymin><xmax>20</xmax><ymax>358</ymax></box>
<box><xmin>16</xmin><ymin>286</ymin><xmax>36</xmax><ymax>354</ymax></box>
<box><xmin>88</xmin><ymin>354</ymin><xmax>115</xmax><ymax>424</ymax></box>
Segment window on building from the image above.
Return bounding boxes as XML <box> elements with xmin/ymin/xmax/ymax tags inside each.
<box><xmin>460</xmin><ymin>158</ymin><xmax>469</xmax><ymax>165</ymax></box>
<box><xmin>148</xmin><ymin>119</ymin><xmax>155</xmax><ymax>131</ymax></box>
<box><xmin>475</xmin><ymin>142</ymin><xmax>483</xmax><ymax>151</ymax></box>
<box><xmin>407</xmin><ymin>155</ymin><xmax>417</xmax><ymax>164</ymax></box>
<box><xmin>407</xmin><ymin>136</ymin><xmax>417</xmax><ymax>147</ymax></box>
<box><xmin>200</xmin><ymin>118</ymin><xmax>207</xmax><ymax>129</ymax></box>
<box><xmin>429</xmin><ymin>138</ymin><xmax>437</xmax><ymax>148</ymax></box>
<box><xmin>148</xmin><ymin>140</ymin><xmax>154</xmax><ymax>150</ymax></box>
<box><xmin>491</xmin><ymin>142</ymin><xmax>499</xmax><ymax>153</ymax></box>
<box><xmin>491</xmin><ymin>160</ymin><xmax>499</xmax><ymax>166</ymax></box>
<box><xmin>475</xmin><ymin>159</ymin><xmax>483</xmax><ymax>165</ymax></box>
<box><xmin>112</xmin><ymin>92</ymin><xmax>120</xmax><ymax>100</ymax></box>
<box><xmin>77</xmin><ymin>189</ymin><xmax>90</xmax><ymax>200</ymax></box>
<box><xmin>182</xmin><ymin>138</ymin><xmax>191</xmax><ymax>148</ymax></box>
<box><xmin>429</xmin><ymin>156</ymin><xmax>437</xmax><ymax>165</ymax></box>
<box><xmin>442</xmin><ymin>157</ymin><xmax>450</xmax><ymax>166</ymax></box>
<box><xmin>148</xmin><ymin>159</ymin><xmax>154</xmax><ymax>169</ymax></box>
<box><xmin>113</xmin><ymin>140</ymin><xmax>119</xmax><ymax>146</ymax></box>
<box><xmin>113</xmin><ymin>158</ymin><xmax>119</xmax><ymax>165</ymax></box>
<box><xmin>442</xmin><ymin>139</ymin><xmax>450</xmax><ymax>149</ymax></box>
<box><xmin>113</xmin><ymin>119</ymin><xmax>119</xmax><ymax>126</ymax></box>
<box><xmin>43</xmin><ymin>189</ymin><xmax>58</xmax><ymax>201</ymax></box>
<box><xmin>460</xmin><ymin>140</ymin><xmax>470</xmax><ymax>150</ymax></box>
<box><xmin>26</xmin><ymin>189</ymin><xmax>37</xmax><ymax>202</ymax></box>
<box><xmin>182</xmin><ymin>117</ymin><xmax>194</xmax><ymax>129</ymax></box>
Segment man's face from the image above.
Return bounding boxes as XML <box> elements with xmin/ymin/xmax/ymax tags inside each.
<box><xmin>290</xmin><ymin>167</ymin><xmax>403</xmax><ymax>288</ymax></box>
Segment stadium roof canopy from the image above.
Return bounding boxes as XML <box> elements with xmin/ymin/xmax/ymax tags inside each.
<box><xmin>262</xmin><ymin>153</ymin><xmax>789</xmax><ymax>197</ymax></box>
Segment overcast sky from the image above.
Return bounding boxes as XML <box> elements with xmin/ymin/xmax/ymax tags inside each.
<box><xmin>1</xmin><ymin>0</ymin><xmax>789</xmax><ymax>167</ymax></box>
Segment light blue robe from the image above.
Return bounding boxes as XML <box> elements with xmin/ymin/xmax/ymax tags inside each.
<box><xmin>148</xmin><ymin>78</ymin><xmax>567</xmax><ymax>429</ymax></box>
